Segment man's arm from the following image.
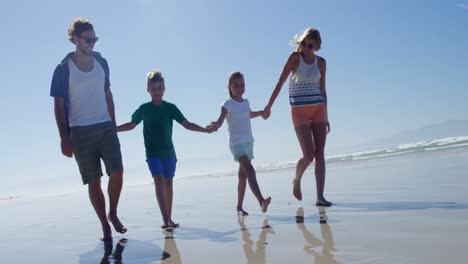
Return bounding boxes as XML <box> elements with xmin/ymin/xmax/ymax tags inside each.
<box><xmin>105</xmin><ymin>88</ymin><xmax>116</xmax><ymax>123</ymax></box>
<box><xmin>54</xmin><ymin>97</ymin><xmax>73</xmax><ymax>158</ymax></box>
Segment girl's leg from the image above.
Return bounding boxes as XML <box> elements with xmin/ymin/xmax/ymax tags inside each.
<box><xmin>238</xmin><ymin>156</ymin><xmax>271</xmax><ymax>212</ymax></box>
<box><xmin>311</xmin><ymin>122</ymin><xmax>331</xmax><ymax>206</ymax></box>
<box><xmin>293</xmin><ymin>124</ymin><xmax>316</xmax><ymax>201</ymax></box>
<box><xmin>237</xmin><ymin>166</ymin><xmax>248</xmax><ymax>215</ymax></box>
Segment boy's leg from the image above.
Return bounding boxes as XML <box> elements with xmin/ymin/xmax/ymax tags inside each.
<box><xmin>162</xmin><ymin>178</ymin><xmax>173</xmax><ymax>219</ymax></box>
<box><xmin>153</xmin><ymin>176</ymin><xmax>170</xmax><ymax>225</ymax></box>
<box><xmin>238</xmin><ymin>156</ymin><xmax>270</xmax><ymax>209</ymax></box>
<box><xmin>88</xmin><ymin>178</ymin><xmax>112</xmax><ymax>240</ymax></box>
<box><xmin>237</xmin><ymin>167</ymin><xmax>248</xmax><ymax>215</ymax></box>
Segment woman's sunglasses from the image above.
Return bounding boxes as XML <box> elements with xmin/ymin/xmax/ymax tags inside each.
<box><xmin>301</xmin><ymin>41</ymin><xmax>314</xmax><ymax>49</ymax></box>
<box><xmin>81</xmin><ymin>37</ymin><xmax>99</xmax><ymax>44</ymax></box>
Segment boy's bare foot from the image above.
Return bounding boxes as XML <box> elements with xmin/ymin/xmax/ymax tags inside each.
<box><xmin>261</xmin><ymin>197</ymin><xmax>272</xmax><ymax>213</ymax></box>
<box><xmin>237</xmin><ymin>207</ymin><xmax>249</xmax><ymax>216</ymax></box>
<box><xmin>316</xmin><ymin>198</ymin><xmax>332</xmax><ymax>207</ymax></box>
<box><xmin>108</xmin><ymin>214</ymin><xmax>127</xmax><ymax>234</ymax></box>
<box><xmin>292</xmin><ymin>179</ymin><xmax>302</xmax><ymax>201</ymax></box>
<box><xmin>161</xmin><ymin>219</ymin><xmax>179</xmax><ymax>230</ymax></box>
<box><xmin>100</xmin><ymin>225</ymin><xmax>112</xmax><ymax>241</ymax></box>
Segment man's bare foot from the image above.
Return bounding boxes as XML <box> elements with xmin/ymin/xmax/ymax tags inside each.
<box><xmin>316</xmin><ymin>198</ymin><xmax>332</xmax><ymax>207</ymax></box>
<box><xmin>293</xmin><ymin>178</ymin><xmax>302</xmax><ymax>201</ymax></box>
<box><xmin>237</xmin><ymin>207</ymin><xmax>249</xmax><ymax>216</ymax></box>
<box><xmin>100</xmin><ymin>225</ymin><xmax>112</xmax><ymax>241</ymax></box>
<box><xmin>261</xmin><ymin>197</ymin><xmax>272</xmax><ymax>213</ymax></box>
<box><xmin>108</xmin><ymin>214</ymin><xmax>127</xmax><ymax>234</ymax></box>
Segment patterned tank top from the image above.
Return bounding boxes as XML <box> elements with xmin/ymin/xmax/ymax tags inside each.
<box><xmin>288</xmin><ymin>53</ymin><xmax>326</xmax><ymax>106</ymax></box>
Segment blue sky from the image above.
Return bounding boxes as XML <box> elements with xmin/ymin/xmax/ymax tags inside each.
<box><xmin>1</xmin><ymin>0</ymin><xmax>467</xmax><ymax>195</ymax></box>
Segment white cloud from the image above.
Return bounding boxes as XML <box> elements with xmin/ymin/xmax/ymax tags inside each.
<box><xmin>456</xmin><ymin>3</ymin><xmax>468</xmax><ymax>10</ymax></box>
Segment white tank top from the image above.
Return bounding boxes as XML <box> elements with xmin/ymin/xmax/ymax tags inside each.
<box><xmin>288</xmin><ymin>53</ymin><xmax>326</xmax><ymax>106</ymax></box>
<box><xmin>68</xmin><ymin>58</ymin><xmax>111</xmax><ymax>127</ymax></box>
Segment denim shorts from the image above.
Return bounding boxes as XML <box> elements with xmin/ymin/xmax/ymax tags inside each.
<box><xmin>146</xmin><ymin>157</ymin><xmax>177</xmax><ymax>179</ymax></box>
<box><xmin>229</xmin><ymin>141</ymin><xmax>254</xmax><ymax>161</ymax></box>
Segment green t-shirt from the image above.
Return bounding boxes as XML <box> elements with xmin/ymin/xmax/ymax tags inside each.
<box><xmin>131</xmin><ymin>101</ymin><xmax>186</xmax><ymax>158</ymax></box>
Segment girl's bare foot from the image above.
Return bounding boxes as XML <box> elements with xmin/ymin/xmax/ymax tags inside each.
<box><xmin>108</xmin><ymin>214</ymin><xmax>127</xmax><ymax>234</ymax></box>
<box><xmin>261</xmin><ymin>197</ymin><xmax>272</xmax><ymax>213</ymax></box>
<box><xmin>100</xmin><ymin>224</ymin><xmax>112</xmax><ymax>241</ymax></box>
<box><xmin>237</xmin><ymin>207</ymin><xmax>249</xmax><ymax>216</ymax></box>
<box><xmin>293</xmin><ymin>179</ymin><xmax>302</xmax><ymax>201</ymax></box>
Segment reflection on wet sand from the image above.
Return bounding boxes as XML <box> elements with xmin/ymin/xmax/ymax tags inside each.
<box><xmin>296</xmin><ymin>207</ymin><xmax>338</xmax><ymax>264</ymax></box>
<box><xmin>239</xmin><ymin>217</ymin><xmax>275</xmax><ymax>264</ymax></box>
<box><xmin>161</xmin><ymin>230</ymin><xmax>182</xmax><ymax>264</ymax></box>
<box><xmin>101</xmin><ymin>238</ymin><xmax>127</xmax><ymax>264</ymax></box>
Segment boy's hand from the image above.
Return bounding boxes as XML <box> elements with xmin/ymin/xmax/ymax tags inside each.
<box><xmin>206</xmin><ymin>122</ymin><xmax>219</xmax><ymax>132</ymax></box>
<box><xmin>60</xmin><ymin>138</ymin><xmax>73</xmax><ymax>158</ymax></box>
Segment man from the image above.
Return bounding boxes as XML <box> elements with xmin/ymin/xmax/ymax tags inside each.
<box><xmin>50</xmin><ymin>18</ymin><xmax>126</xmax><ymax>240</ymax></box>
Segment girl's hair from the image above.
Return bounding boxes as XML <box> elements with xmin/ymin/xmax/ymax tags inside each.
<box><xmin>68</xmin><ymin>18</ymin><xmax>94</xmax><ymax>44</ymax></box>
<box><xmin>292</xmin><ymin>27</ymin><xmax>322</xmax><ymax>52</ymax></box>
<box><xmin>227</xmin><ymin>71</ymin><xmax>244</xmax><ymax>98</ymax></box>
<box><xmin>147</xmin><ymin>70</ymin><xmax>165</xmax><ymax>87</ymax></box>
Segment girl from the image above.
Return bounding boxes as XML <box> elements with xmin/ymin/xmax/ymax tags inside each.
<box><xmin>209</xmin><ymin>72</ymin><xmax>271</xmax><ymax>216</ymax></box>
<box><xmin>263</xmin><ymin>28</ymin><xmax>332</xmax><ymax>206</ymax></box>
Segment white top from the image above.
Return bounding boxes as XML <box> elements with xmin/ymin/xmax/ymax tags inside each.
<box><xmin>68</xmin><ymin>58</ymin><xmax>111</xmax><ymax>127</ymax></box>
<box><xmin>223</xmin><ymin>98</ymin><xmax>254</xmax><ymax>146</ymax></box>
<box><xmin>288</xmin><ymin>54</ymin><xmax>326</xmax><ymax>106</ymax></box>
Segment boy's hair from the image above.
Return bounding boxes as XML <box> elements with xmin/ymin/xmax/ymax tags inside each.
<box><xmin>68</xmin><ymin>18</ymin><xmax>94</xmax><ymax>44</ymax></box>
<box><xmin>147</xmin><ymin>70</ymin><xmax>165</xmax><ymax>87</ymax></box>
<box><xmin>292</xmin><ymin>27</ymin><xmax>322</xmax><ymax>51</ymax></box>
<box><xmin>227</xmin><ymin>71</ymin><xmax>244</xmax><ymax>98</ymax></box>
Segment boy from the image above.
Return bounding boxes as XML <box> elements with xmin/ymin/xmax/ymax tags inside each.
<box><xmin>117</xmin><ymin>70</ymin><xmax>214</xmax><ymax>229</ymax></box>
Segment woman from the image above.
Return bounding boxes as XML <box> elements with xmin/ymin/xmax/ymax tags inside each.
<box><xmin>264</xmin><ymin>28</ymin><xmax>332</xmax><ymax>206</ymax></box>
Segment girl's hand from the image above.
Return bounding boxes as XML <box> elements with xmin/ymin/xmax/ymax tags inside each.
<box><xmin>206</xmin><ymin>121</ymin><xmax>219</xmax><ymax>132</ymax></box>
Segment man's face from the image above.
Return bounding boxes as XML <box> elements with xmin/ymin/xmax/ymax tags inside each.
<box><xmin>74</xmin><ymin>30</ymin><xmax>98</xmax><ymax>55</ymax></box>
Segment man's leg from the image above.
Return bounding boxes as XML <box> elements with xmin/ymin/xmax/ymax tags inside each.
<box><xmin>88</xmin><ymin>178</ymin><xmax>112</xmax><ymax>240</ymax></box>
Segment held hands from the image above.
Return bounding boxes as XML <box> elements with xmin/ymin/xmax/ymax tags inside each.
<box><xmin>60</xmin><ymin>138</ymin><xmax>73</xmax><ymax>158</ymax></box>
<box><xmin>262</xmin><ymin>106</ymin><xmax>271</xmax><ymax>119</ymax></box>
<box><xmin>206</xmin><ymin>121</ymin><xmax>220</xmax><ymax>133</ymax></box>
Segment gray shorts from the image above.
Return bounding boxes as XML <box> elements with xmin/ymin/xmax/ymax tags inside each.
<box><xmin>70</xmin><ymin>121</ymin><xmax>123</xmax><ymax>184</ymax></box>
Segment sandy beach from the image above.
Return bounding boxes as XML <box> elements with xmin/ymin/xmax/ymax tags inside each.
<box><xmin>2</xmin><ymin>148</ymin><xmax>468</xmax><ymax>263</ymax></box>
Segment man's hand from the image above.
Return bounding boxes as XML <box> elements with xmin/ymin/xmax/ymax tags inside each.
<box><xmin>61</xmin><ymin>138</ymin><xmax>73</xmax><ymax>158</ymax></box>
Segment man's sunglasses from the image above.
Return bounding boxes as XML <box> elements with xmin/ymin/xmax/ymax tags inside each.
<box><xmin>81</xmin><ymin>37</ymin><xmax>99</xmax><ymax>44</ymax></box>
<box><xmin>301</xmin><ymin>41</ymin><xmax>314</xmax><ymax>49</ymax></box>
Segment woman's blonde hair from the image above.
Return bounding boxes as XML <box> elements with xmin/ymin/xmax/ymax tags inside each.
<box><xmin>227</xmin><ymin>71</ymin><xmax>244</xmax><ymax>98</ymax></box>
<box><xmin>292</xmin><ymin>27</ymin><xmax>322</xmax><ymax>52</ymax></box>
<box><xmin>147</xmin><ymin>70</ymin><xmax>165</xmax><ymax>87</ymax></box>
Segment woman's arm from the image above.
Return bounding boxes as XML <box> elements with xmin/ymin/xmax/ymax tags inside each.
<box><xmin>264</xmin><ymin>52</ymin><xmax>298</xmax><ymax>118</ymax></box>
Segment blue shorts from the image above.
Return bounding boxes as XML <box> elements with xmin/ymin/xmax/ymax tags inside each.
<box><xmin>146</xmin><ymin>157</ymin><xmax>177</xmax><ymax>179</ymax></box>
<box><xmin>229</xmin><ymin>142</ymin><xmax>254</xmax><ymax>161</ymax></box>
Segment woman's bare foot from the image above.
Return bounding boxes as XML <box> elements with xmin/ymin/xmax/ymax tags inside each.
<box><xmin>237</xmin><ymin>207</ymin><xmax>249</xmax><ymax>216</ymax></box>
<box><xmin>108</xmin><ymin>214</ymin><xmax>127</xmax><ymax>234</ymax></box>
<box><xmin>161</xmin><ymin>219</ymin><xmax>179</xmax><ymax>230</ymax></box>
<box><xmin>293</xmin><ymin>178</ymin><xmax>302</xmax><ymax>201</ymax></box>
<box><xmin>261</xmin><ymin>197</ymin><xmax>272</xmax><ymax>213</ymax></box>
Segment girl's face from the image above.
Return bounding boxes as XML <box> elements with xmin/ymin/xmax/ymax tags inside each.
<box><xmin>229</xmin><ymin>77</ymin><xmax>245</xmax><ymax>98</ymax></box>
<box><xmin>147</xmin><ymin>81</ymin><xmax>165</xmax><ymax>100</ymax></box>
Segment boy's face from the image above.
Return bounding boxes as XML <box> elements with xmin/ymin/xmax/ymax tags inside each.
<box><xmin>147</xmin><ymin>81</ymin><xmax>165</xmax><ymax>100</ymax></box>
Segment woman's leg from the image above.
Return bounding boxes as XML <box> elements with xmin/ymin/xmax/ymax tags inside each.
<box><xmin>293</xmin><ymin>124</ymin><xmax>316</xmax><ymax>201</ymax></box>
<box><xmin>311</xmin><ymin>122</ymin><xmax>331</xmax><ymax>206</ymax></box>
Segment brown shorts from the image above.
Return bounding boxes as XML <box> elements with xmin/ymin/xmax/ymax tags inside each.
<box><xmin>291</xmin><ymin>104</ymin><xmax>328</xmax><ymax>128</ymax></box>
<box><xmin>70</xmin><ymin>121</ymin><xmax>123</xmax><ymax>184</ymax></box>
